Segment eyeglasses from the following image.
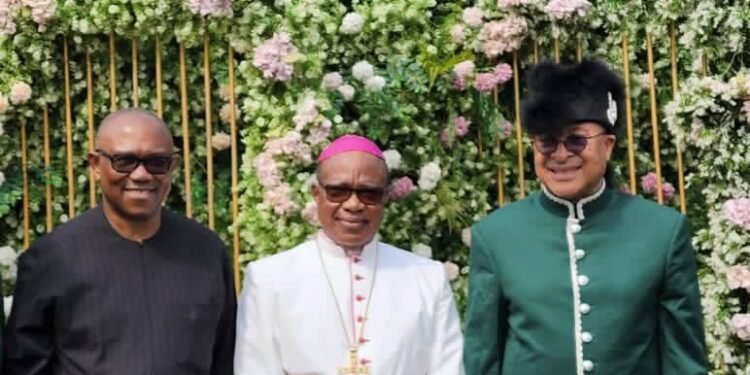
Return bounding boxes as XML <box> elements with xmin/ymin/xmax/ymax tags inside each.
<box><xmin>96</xmin><ymin>149</ymin><xmax>177</xmax><ymax>175</ymax></box>
<box><xmin>322</xmin><ymin>185</ymin><xmax>386</xmax><ymax>206</ymax></box>
<box><xmin>533</xmin><ymin>133</ymin><xmax>609</xmax><ymax>155</ymax></box>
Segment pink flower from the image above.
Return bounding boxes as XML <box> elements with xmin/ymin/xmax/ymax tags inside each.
<box><xmin>9</xmin><ymin>82</ymin><xmax>31</xmax><ymax>104</ymax></box>
<box><xmin>731</xmin><ymin>314</ymin><xmax>750</xmax><ymax>341</ymax></box>
<box><xmin>293</xmin><ymin>97</ymin><xmax>318</xmax><ymax>130</ymax></box>
<box><xmin>444</xmin><ymin>262</ymin><xmax>460</xmax><ymax>281</ymax></box>
<box><xmin>727</xmin><ymin>265</ymin><xmax>750</xmax><ymax>291</ymax></box>
<box><xmin>724</xmin><ymin>198</ymin><xmax>750</xmax><ymax>230</ymax></box>
<box><xmin>497</xmin><ymin>0</ymin><xmax>534</xmax><ymax>8</ymax></box>
<box><xmin>388</xmin><ymin>177</ymin><xmax>415</xmax><ymax>200</ymax></box>
<box><xmin>640</xmin><ymin>172</ymin><xmax>658</xmax><ymax>194</ymax></box>
<box><xmin>462</xmin><ymin>7</ymin><xmax>484</xmax><ymax>28</ymax></box>
<box><xmin>741</xmin><ymin>100</ymin><xmax>750</xmax><ymax>123</ymax></box>
<box><xmin>253</xmin><ymin>152</ymin><xmax>281</xmax><ymax>188</ymax></box>
<box><xmin>306</xmin><ymin>123</ymin><xmax>331</xmax><ymax>146</ymax></box>
<box><xmin>662</xmin><ymin>182</ymin><xmax>675</xmax><ymax>201</ymax></box>
<box><xmin>253</xmin><ymin>33</ymin><xmax>298</xmax><ymax>82</ymax></box>
<box><xmin>0</xmin><ymin>0</ymin><xmax>17</xmax><ymax>36</ymax></box>
<box><xmin>450</xmin><ymin>24</ymin><xmax>466</xmax><ymax>44</ymax></box>
<box><xmin>453</xmin><ymin>60</ymin><xmax>475</xmax><ymax>80</ymax></box>
<box><xmin>493</xmin><ymin>63</ymin><xmax>513</xmax><ymax>84</ymax></box>
<box><xmin>497</xmin><ymin>120</ymin><xmax>513</xmax><ymax>139</ymax></box>
<box><xmin>301</xmin><ymin>201</ymin><xmax>320</xmax><ymax>226</ymax></box>
<box><xmin>617</xmin><ymin>184</ymin><xmax>632</xmax><ymax>194</ymax></box>
<box><xmin>21</xmin><ymin>0</ymin><xmax>55</xmax><ymax>31</ymax></box>
<box><xmin>455</xmin><ymin>116</ymin><xmax>470</xmax><ymax>136</ymax></box>
<box><xmin>452</xmin><ymin>77</ymin><xmax>466</xmax><ymax>91</ymax></box>
<box><xmin>474</xmin><ymin>72</ymin><xmax>500</xmax><ymax>92</ymax></box>
<box><xmin>263</xmin><ymin>183</ymin><xmax>297</xmax><ymax>215</ymax></box>
<box><xmin>478</xmin><ymin>16</ymin><xmax>528</xmax><ymax>58</ymax></box>
<box><xmin>187</xmin><ymin>0</ymin><xmax>232</xmax><ymax>17</ymax></box>
<box><xmin>544</xmin><ymin>0</ymin><xmax>591</xmax><ymax>20</ymax></box>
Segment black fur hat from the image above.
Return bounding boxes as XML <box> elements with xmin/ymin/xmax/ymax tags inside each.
<box><xmin>521</xmin><ymin>59</ymin><xmax>625</xmax><ymax>135</ymax></box>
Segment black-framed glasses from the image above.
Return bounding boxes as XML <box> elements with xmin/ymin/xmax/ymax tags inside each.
<box><xmin>95</xmin><ymin>149</ymin><xmax>177</xmax><ymax>175</ymax></box>
<box><xmin>533</xmin><ymin>133</ymin><xmax>609</xmax><ymax>155</ymax></box>
<box><xmin>322</xmin><ymin>185</ymin><xmax>386</xmax><ymax>206</ymax></box>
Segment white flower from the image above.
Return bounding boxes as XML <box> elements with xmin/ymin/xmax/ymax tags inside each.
<box><xmin>292</xmin><ymin>97</ymin><xmax>318</xmax><ymax>130</ymax></box>
<box><xmin>444</xmin><ymin>262</ymin><xmax>460</xmax><ymax>281</ymax></box>
<box><xmin>453</xmin><ymin>60</ymin><xmax>475</xmax><ymax>80</ymax></box>
<box><xmin>383</xmin><ymin>150</ymin><xmax>402</xmax><ymax>171</ymax></box>
<box><xmin>9</xmin><ymin>82</ymin><xmax>32</xmax><ymax>105</ymax></box>
<box><xmin>219</xmin><ymin>103</ymin><xmax>238</xmax><ymax>123</ymax></box>
<box><xmin>0</xmin><ymin>95</ymin><xmax>8</xmax><ymax>114</ymax></box>
<box><xmin>462</xmin><ymin>7</ymin><xmax>484</xmax><ymax>28</ymax></box>
<box><xmin>352</xmin><ymin>61</ymin><xmax>375</xmax><ymax>82</ymax></box>
<box><xmin>418</xmin><ymin>162</ymin><xmax>442</xmax><ymax>191</ymax></box>
<box><xmin>301</xmin><ymin>200</ymin><xmax>320</xmax><ymax>226</ymax></box>
<box><xmin>461</xmin><ymin>227</ymin><xmax>471</xmax><ymax>247</ymax></box>
<box><xmin>338</xmin><ymin>84</ymin><xmax>356</xmax><ymax>101</ymax></box>
<box><xmin>413</xmin><ymin>243</ymin><xmax>432</xmax><ymax>258</ymax></box>
<box><xmin>211</xmin><ymin>132</ymin><xmax>231</xmax><ymax>151</ymax></box>
<box><xmin>450</xmin><ymin>24</ymin><xmax>466</xmax><ymax>44</ymax></box>
<box><xmin>340</xmin><ymin>12</ymin><xmax>365</xmax><ymax>34</ymax></box>
<box><xmin>322</xmin><ymin>72</ymin><xmax>344</xmax><ymax>90</ymax></box>
<box><xmin>0</xmin><ymin>245</ymin><xmax>15</xmax><ymax>266</ymax></box>
<box><xmin>364</xmin><ymin>75</ymin><xmax>386</xmax><ymax>92</ymax></box>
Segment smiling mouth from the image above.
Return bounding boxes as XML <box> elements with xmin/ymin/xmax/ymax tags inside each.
<box><xmin>548</xmin><ymin>166</ymin><xmax>581</xmax><ymax>179</ymax></box>
<box><xmin>337</xmin><ymin>218</ymin><xmax>367</xmax><ymax>226</ymax></box>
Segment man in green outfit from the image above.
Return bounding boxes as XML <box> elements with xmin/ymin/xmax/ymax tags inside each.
<box><xmin>463</xmin><ymin>59</ymin><xmax>707</xmax><ymax>375</ymax></box>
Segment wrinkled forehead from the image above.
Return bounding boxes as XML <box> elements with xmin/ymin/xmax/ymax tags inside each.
<box><xmin>317</xmin><ymin>151</ymin><xmax>388</xmax><ymax>185</ymax></box>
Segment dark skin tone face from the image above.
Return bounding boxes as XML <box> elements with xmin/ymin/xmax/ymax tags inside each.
<box><xmin>88</xmin><ymin>110</ymin><xmax>178</xmax><ymax>242</ymax></box>
<box><xmin>312</xmin><ymin>152</ymin><xmax>389</xmax><ymax>252</ymax></box>
<box><xmin>533</xmin><ymin>122</ymin><xmax>615</xmax><ymax>201</ymax></box>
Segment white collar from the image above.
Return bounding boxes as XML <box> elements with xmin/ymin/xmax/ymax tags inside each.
<box><xmin>316</xmin><ymin>230</ymin><xmax>379</xmax><ymax>261</ymax></box>
<box><xmin>541</xmin><ymin>180</ymin><xmax>607</xmax><ymax>220</ymax></box>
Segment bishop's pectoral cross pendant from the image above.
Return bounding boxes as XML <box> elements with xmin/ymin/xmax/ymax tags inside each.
<box><xmin>338</xmin><ymin>347</ymin><xmax>369</xmax><ymax>375</ymax></box>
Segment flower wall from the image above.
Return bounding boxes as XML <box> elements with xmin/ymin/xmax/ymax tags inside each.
<box><xmin>0</xmin><ymin>0</ymin><xmax>749</xmax><ymax>371</ymax></box>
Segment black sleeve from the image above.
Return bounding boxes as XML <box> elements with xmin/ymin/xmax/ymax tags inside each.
<box><xmin>210</xmin><ymin>247</ymin><xmax>237</xmax><ymax>375</ymax></box>
<box><xmin>3</xmin><ymin>245</ymin><xmax>56</xmax><ymax>375</ymax></box>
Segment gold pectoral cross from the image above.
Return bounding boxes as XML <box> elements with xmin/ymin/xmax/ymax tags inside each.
<box><xmin>338</xmin><ymin>347</ymin><xmax>369</xmax><ymax>375</ymax></box>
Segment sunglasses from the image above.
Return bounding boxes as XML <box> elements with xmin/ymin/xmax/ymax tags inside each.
<box><xmin>322</xmin><ymin>185</ymin><xmax>386</xmax><ymax>206</ymax></box>
<box><xmin>96</xmin><ymin>149</ymin><xmax>177</xmax><ymax>175</ymax></box>
<box><xmin>533</xmin><ymin>133</ymin><xmax>609</xmax><ymax>155</ymax></box>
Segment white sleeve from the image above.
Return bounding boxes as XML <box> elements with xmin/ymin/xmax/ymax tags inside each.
<box><xmin>234</xmin><ymin>261</ymin><xmax>284</xmax><ymax>375</ymax></box>
<box><xmin>428</xmin><ymin>273</ymin><xmax>465</xmax><ymax>375</ymax></box>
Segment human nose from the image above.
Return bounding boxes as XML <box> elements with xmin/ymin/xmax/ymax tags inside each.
<box><xmin>128</xmin><ymin>162</ymin><xmax>153</xmax><ymax>181</ymax></box>
<box><xmin>341</xmin><ymin>190</ymin><xmax>365</xmax><ymax>211</ymax></box>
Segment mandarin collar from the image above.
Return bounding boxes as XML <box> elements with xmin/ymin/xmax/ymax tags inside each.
<box><xmin>539</xmin><ymin>180</ymin><xmax>612</xmax><ymax>220</ymax></box>
<box><xmin>315</xmin><ymin>230</ymin><xmax>379</xmax><ymax>261</ymax></box>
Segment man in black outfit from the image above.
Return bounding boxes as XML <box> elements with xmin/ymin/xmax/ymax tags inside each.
<box><xmin>3</xmin><ymin>108</ymin><xmax>236</xmax><ymax>375</ymax></box>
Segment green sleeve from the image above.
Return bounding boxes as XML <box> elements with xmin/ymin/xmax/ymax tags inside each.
<box><xmin>463</xmin><ymin>225</ymin><xmax>506</xmax><ymax>375</ymax></box>
<box><xmin>659</xmin><ymin>216</ymin><xmax>708</xmax><ymax>375</ymax></box>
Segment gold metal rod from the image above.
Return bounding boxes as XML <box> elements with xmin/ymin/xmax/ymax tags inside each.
<box><xmin>228</xmin><ymin>45</ymin><xmax>241</xmax><ymax>293</ymax></box>
<box><xmin>132</xmin><ymin>39</ymin><xmax>139</xmax><ymax>107</ymax></box>
<box><xmin>155</xmin><ymin>36</ymin><xmax>164</xmax><ymax>118</ymax></box>
<box><xmin>554</xmin><ymin>37</ymin><xmax>560</xmax><ymax>63</ymax></box>
<box><xmin>533</xmin><ymin>40</ymin><xmax>539</xmax><ymax>64</ymax></box>
<box><xmin>493</xmin><ymin>87</ymin><xmax>503</xmax><ymax>206</ymax></box>
<box><xmin>86</xmin><ymin>52</ymin><xmax>97</xmax><ymax>207</ymax></box>
<box><xmin>179</xmin><ymin>42</ymin><xmax>193</xmax><ymax>217</ymax></box>
<box><xmin>622</xmin><ymin>35</ymin><xmax>637</xmax><ymax>194</ymax></box>
<box><xmin>109</xmin><ymin>33</ymin><xmax>117</xmax><ymax>111</ymax></box>
<box><xmin>576</xmin><ymin>39</ymin><xmax>583</xmax><ymax>62</ymax></box>
<box><xmin>513</xmin><ymin>51</ymin><xmax>525</xmax><ymax>198</ymax></box>
<box><xmin>64</xmin><ymin>35</ymin><xmax>76</xmax><ymax>217</ymax></box>
<box><xmin>43</xmin><ymin>108</ymin><xmax>53</xmax><ymax>232</ymax></box>
<box><xmin>646</xmin><ymin>32</ymin><xmax>664</xmax><ymax>204</ymax></box>
<box><xmin>670</xmin><ymin>23</ymin><xmax>686</xmax><ymax>213</ymax></box>
<box><xmin>21</xmin><ymin>119</ymin><xmax>30</xmax><ymax>249</ymax></box>
<box><xmin>204</xmin><ymin>34</ymin><xmax>215</xmax><ymax>230</ymax></box>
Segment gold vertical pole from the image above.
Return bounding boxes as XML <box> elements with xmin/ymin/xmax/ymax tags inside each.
<box><xmin>204</xmin><ymin>34</ymin><xmax>215</xmax><ymax>230</ymax></box>
<box><xmin>179</xmin><ymin>42</ymin><xmax>193</xmax><ymax>217</ymax></box>
<box><xmin>622</xmin><ymin>35</ymin><xmax>637</xmax><ymax>194</ymax></box>
<box><xmin>646</xmin><ymin>32</ymin><xmax>664</xmax><ymax>204</ymax></box>
<box><xmin>132</xmin><ymin>39</ymin><xmax>139</xmax><ymax>107</ymax></box>
<box><xmin>513</xmin><ymin>51</ymin><xmax>525</xmax><ymax>198</ymax></box>
<box><xmin>43</xmin><ymin>109</ymin><xmax>53</xmax><ymax>232</ymax></box>
<box><xmin>64</xmin><ymin>35</ymin><xmax>76</xmax><ymax>217</ymax></box>
<box><xmin>670</xmin><ymin>24</ymin><xmax>686</xmax><ymax>213</ymax></box>
<box><xmin>533</xmin><ymin>40</ymin><xmax>539</xmax><ymax>64</ymax></box>
<box><xmin>86</xmin><ymin>52</ymin><xmax>97</xmax><ymax>207</ymax></box>
<box><xmin>493</xmin><ymin>87</ymin><xmax>504</xmax><ymax>206</ymax></box>
<box><xmin>155</xmin><ymin>36</ymin><xmax>164</xmax><ymax>118</ymax></box>
<box><xmin>576</xmin><ymin>39</ymin><xmax>583</xmax><ymax>62</ymax></box>
<box><xmin>228</xmin><ymin>45</ymin><xmax>241</xmax><ymax>292</ymax></box>
<box><xmin>109</xmin><ymin>33</ymin><xmax>117</xmax><ymax>111</ymax></box>
<box><xmin>21</xmin><ymin>120</ymin><xmax>30</xmax><ymax>249</ymax></box>
<box><xmin>554</xmin><ymin>37</ymin><xmax>560</xmax><ymax>63</ymax></box>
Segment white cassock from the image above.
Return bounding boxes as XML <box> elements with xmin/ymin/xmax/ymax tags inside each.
<box><xmin>234</xmin><ymin>230</ymin><xmax>464</xmax><ymax>375</ymax></box>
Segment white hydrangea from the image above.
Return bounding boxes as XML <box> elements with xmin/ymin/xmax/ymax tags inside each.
<box><xmin>340</xmin><ymin>12</ymin><xmax>365</xmax><ymax>34</ymax></box>
<box><xmin>352</xmin><ymin>61</ymin><xmax>375</xmax><ymax>82</ymax></box>
<box><xmin>0</xmin><ymin>245</ymin><xmax>17</xmax><ymax>281</ymax></box>
<box><xmin>418</xmin><ymin>161</ymin><xmax>442</xmax><ymax>191</ymax></box>
<box><xmin>383</xmin><ymin>150</ymin><xmax>402</xmax><ymax>171</ymax></box>
<box><xmin>451</xmin><ymin>24</ymin><xmax>466</xmax><ymax>44</ymax></box>
<box><xmin>337</xmin><ymin>84</ymin><xmax>356</xmax><ymax>101</ymax></box>
<box><xmin>462</xmin><ymin>7</ymin><xmax>484</xmax><ymax>28</ymax></box>
<box><xmin>412</xmin><ymin>243</ymin><xmax>432</xmax><ymax>258</ymax></box>
<box><xmin>211</xmin><ymin>132</ymin><xmax>231</xmax><ymax>151</ymax></box>
<box><xmin>0</xmin><ymin>95</ymin><xmax>8</xmax><ymax>114</ymax></box>
<box><xmin>9</xmin><ymin>82</ymin><xmax>32</xmax><ymax>105</ymax></box>
<box><xmin>364</xmin><ymin>75</ymin><xmax>386</xmax><ymax>92</ymax></box>
<box><xmin>321</xmin><ymin>72</ymin><xmax>344</xmax><ymax>90</ymax></box>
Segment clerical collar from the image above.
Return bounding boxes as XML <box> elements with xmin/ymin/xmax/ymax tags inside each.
<box><xmin>540</xmin><ymin>180</ymin><xmax>610</xmax><ymax>220</ymax></box>
<box><xmin>316</xmin><ymin>230</ymin><xmax>379</xmax><ymax>260</ymax></box>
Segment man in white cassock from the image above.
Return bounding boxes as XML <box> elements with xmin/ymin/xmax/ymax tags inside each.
<box><xmin>234</xmin><ymin>134</ymin><xmax>464</xmax><ymax>375</ymax></box>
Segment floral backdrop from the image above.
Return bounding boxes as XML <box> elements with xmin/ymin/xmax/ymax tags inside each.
<box><xmin>0</xmin><ymin>0</ymin><xmax>748</xmax><ymax>372</ymax></box>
